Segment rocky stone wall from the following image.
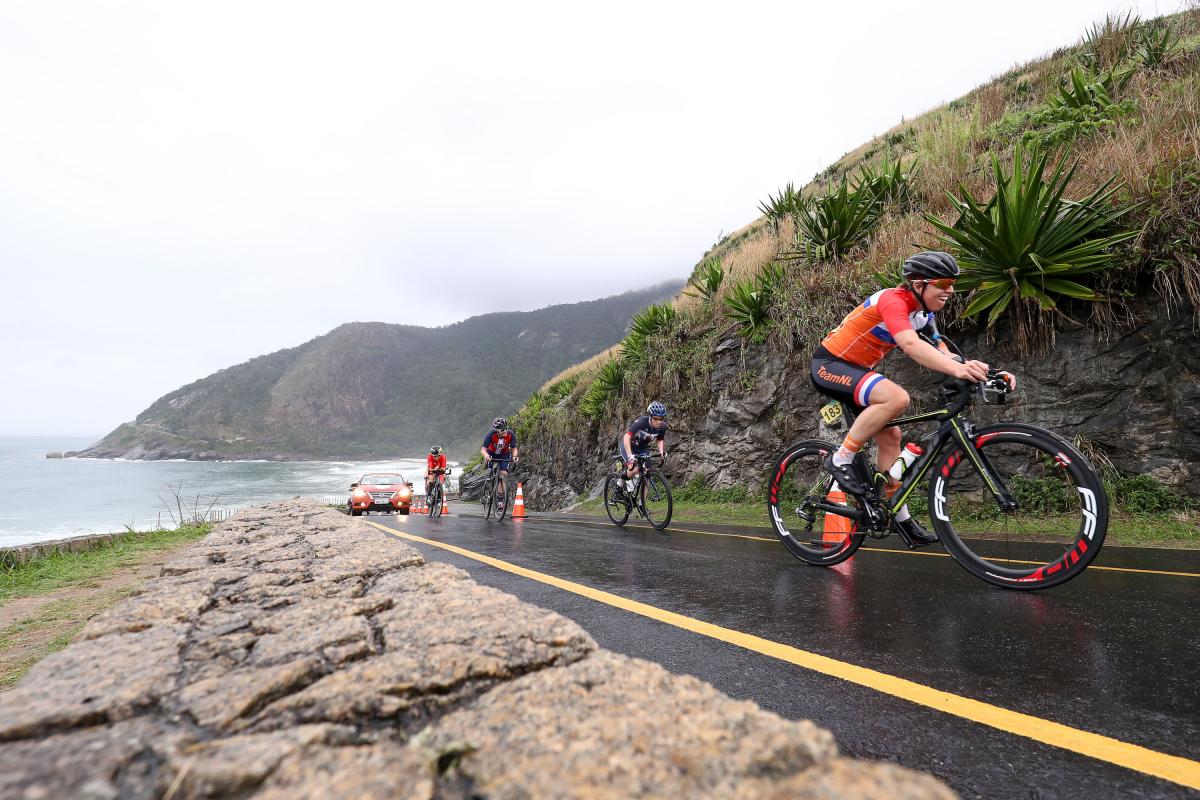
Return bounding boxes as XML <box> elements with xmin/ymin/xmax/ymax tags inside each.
<box><xmin>0</xmin><ymin>499</ymin><xmax>954</xmax><ymax>799</ymax></box>
<box><xmin>516</xmin><ymin>302</ymin><xmax>1199</xmax><ymax>509</ymax></box>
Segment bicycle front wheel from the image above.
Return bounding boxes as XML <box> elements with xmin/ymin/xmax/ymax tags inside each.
<box><xmin>603</xmin><ymin>474</ymin><xmax>631</xmax><ymax>526</ymax></box>
<box><xmin>484</xmin><ymin>477</ymin><xmax>495</xmax><ymax>520</ymax></box>
<box><xmin>495</xmin><ymin>475</ymin><xmax>509</xmax><ymax>521</ymax></box>
<box><xmin>929</xmin><ymin>423</ymin><xmax>1108</xmax><ymax>590</ymax></box>
<box><xmin>767</xmin><ymin>440</ymin><xmax>865</xmax><ymax>566</ymax></box>
<box><xmin>641</xmin><ymin>472</ymin><xmax>673</xmax><ymax>530</ymax></box>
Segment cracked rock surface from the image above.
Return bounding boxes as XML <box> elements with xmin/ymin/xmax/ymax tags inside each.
<box><xmin>0</xmin><ymin>500</ymin><xmax>954</xmax><ymax>798</ymax></box>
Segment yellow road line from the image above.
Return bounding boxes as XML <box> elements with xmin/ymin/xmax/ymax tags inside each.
<box><xmin>367</xmin><ymin>519</ymin><xmax>1200</xmax><ymax>790</ymax></box>
<box><xmin>534</xmin><ymin>516</ymin><xmax>1200</xmax><ymax>579</ymax></box>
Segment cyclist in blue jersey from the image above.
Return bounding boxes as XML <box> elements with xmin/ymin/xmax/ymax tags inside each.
<box><xmin>619</xmin><ymin>401</ymin><xmax>668</xmax><ymax>493</ymax></box>
<box><xmin>481</xmin><ymin>417</ymin><xmax>519</xmax><ymax>481</ymax></box>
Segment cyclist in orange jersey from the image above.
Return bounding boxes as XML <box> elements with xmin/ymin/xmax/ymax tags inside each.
<box><xmin>810</xmin><ymin>251</ymin><xmax>1015</xmax><ymax>545</ymax></box>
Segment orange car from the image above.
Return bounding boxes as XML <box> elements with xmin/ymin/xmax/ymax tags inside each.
<box><xmin>348</xmin><ymin>472</ymin><xmax>413</xmax><ymax>516</ymax></box>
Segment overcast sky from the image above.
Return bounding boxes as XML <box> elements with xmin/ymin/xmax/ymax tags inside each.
<box><xmin>0</xmin><ymin>0</ymin><xmax>1179</xmax><ymax>436</ymax></box>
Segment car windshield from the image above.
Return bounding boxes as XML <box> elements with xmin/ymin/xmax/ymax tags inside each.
<box><xmin>360</xmin><ymin>473</ymin><xmax>405</xmax><ymax>486</ymax></box>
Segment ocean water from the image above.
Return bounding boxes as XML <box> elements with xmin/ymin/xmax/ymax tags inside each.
<box><xmin>0</xmin><ymin>435</ymin><xmax>442</xmax><ymax>547</ymax></box>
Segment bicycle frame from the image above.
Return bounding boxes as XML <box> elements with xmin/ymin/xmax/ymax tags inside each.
<box><xmin>810</xmin><ymin>399</ymin><xmax>1017</xmax><ymax>526</ymax></box>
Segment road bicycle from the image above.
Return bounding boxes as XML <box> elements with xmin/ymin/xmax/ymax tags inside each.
<box><xmin>767</xmin><ymin>370</ymin><xmax>1108</xmax><ymax>590</ymax></box>
<box><xmin>426</xmin><ymin>468</ymin><xmax>451</xmax><ymax>518</ymax></box>
<box><xmin>603</xmin><ymin>452</ymin><xmax>673</xmax><ymax>531</ymax></box>
<box><xmin>483</xmin><ymin>459</ymin><xmax>513</xmax><ymax>521</ymax></box>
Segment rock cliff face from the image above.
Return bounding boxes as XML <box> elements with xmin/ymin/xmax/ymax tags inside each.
<box><xmin>514</xmin><ymin>302</ymin><xmax>1199</xmax><ymax>509</ymax></box>
<box><xmin>0</xmin><ymin>500</ymin><xmax>954</xmax><ymax>799</ymax></box>
<box><xmin>74</xmin><ymin>282</ymin><xmax>681</xmax><ymax>462</ymax></box>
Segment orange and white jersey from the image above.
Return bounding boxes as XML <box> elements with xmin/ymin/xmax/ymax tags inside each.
<box><xmin>820</xmin><ymin>287</ymin><xmax>937</xmax><ymax>368</ymax></box>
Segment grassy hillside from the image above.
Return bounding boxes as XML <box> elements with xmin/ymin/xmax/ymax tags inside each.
<box><xmin>513</xmin><ymin>9</ymin><xmax>1200</xmax><ymax>505</ymax></box>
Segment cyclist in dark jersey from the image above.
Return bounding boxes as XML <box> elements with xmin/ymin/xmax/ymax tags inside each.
<box><xmin>481</xmin><ymin>417</ymin><xmax>519</xmax><ymax>477</ymax></box>
<box><xmin>810</xmin><ymin>251</ymin><xmax>1014</xmax><ymax>545</ymax></box>
<box><xmin>620</xmin><ymin>401</ymin><xmax>668</xmax><ymax>492</ymax></box>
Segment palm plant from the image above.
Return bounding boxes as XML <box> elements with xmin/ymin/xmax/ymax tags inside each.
<box><xmin>685</xmin><ymin>258</ymin><xmax>724</xmax><ymax>302</ymax></box>
<box><xmin>1135</xmin><ymin>21</ymin><xmax>1181</xmax><ymax>69</ymax></box>
<box><xmin>1048</xmin><ymin>66</ymin><xmax>1132</xmax><ymax>110</ymax></box>
<box><xmin>580</xmin><ymin>359</ymin><xmax>625</xmax><ymax>420</ymax></box>
<box><xmin>788</xmin><ymin>180</ymin><xmax>882</xmax><ymax>263</ymax></box>
<box><xmin>724</xmin><ymin>262</ymin><xmax>784</xmax><ymax>342</ymax></box>
<box><xmin>928</xmin><ymin>144</ymin><xmax>1138</xmax><ymax>352</ymax></box>
<box><xmin>1080</xmin><ymin>11</ymin><xmax>1139</xmax><ymax>71</ymax></box>
<box><xmin>856</xmin><ymin>155</ymin><xmax>917</xmax><ymax>211</ymax></box>
<box><xmin>621</xmin><ymin>303</ymin><xmax>677</xmax><ymax>365</ymax></box>
<box><xmin>758</xmin><ymin>183</ymin><xmax>805</xmax><ymax>225</ymax></box>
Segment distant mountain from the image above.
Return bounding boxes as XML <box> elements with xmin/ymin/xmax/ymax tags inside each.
<box><xmin>75</xmin><ymin>282</ymin><xmax>682</xmax><ymax>461</ymax></box>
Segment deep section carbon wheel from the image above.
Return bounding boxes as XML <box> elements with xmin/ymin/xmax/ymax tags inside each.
<box><xmin>929</xmin><ymin>423</ymin><xmax>1108</xmax><ymax>590</ymax></box>
<box><xmin>767</xmin><ymin>439</ymin><xmax>865</xmax><ymax>566</ymax></box>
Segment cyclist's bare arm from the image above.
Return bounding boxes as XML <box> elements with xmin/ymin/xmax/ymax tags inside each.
<box><xmin>894</xmin><ymin>329</ymin><xmax>989</xmax><ymax>382</ymax></box>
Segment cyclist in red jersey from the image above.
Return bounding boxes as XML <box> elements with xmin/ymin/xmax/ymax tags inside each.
<box><xmin>810</xmin><ymin>251</ymin><xmax>1015</xmax><ymax>545</ymax></box>
<box><xmin>425</xmin><ymin>445</ymin><xmax>447</xmax><ymax>499</ymax></box>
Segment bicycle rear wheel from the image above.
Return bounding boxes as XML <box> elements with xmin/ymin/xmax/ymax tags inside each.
<box><xmin>604</xmin><ymin>474</ymin><xmax>631</xmax><ymax>526</ymax></box>
<box><xmin>767</xmin><ymin>440</ymin><xmax>865</xmax><ymax>566</ymax></box>
<box><xmin>641</xmin><ymin>472</ymin><xmax>672</xmax><ymax>530</ymax></box>
<box><xmin>929</xmin><ymin>423</ymin><xmax>1108</xmax><ymax>590</ymax></box>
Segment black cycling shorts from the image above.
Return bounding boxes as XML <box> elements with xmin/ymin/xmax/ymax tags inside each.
<box><xmin>810</xmin><ymin>346</ymin><xmax>887</xmax><ymax>409</ymax></box>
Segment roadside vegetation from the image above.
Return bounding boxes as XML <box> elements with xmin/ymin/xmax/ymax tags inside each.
<box><xmin>520</xmin><ymin>8</ymin><xmax>1200</xmax><ymax>523</ymax></box>
<box><xmin>0</xmin><ymin>524</ymin><xmax>211</xmax><ymax>689</ymax></box>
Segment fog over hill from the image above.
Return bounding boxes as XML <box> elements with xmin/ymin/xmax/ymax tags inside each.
<box><xmin>76</xmin><ymin>281</ymin><xmax>682</xmax><ymax>461</ymax></box>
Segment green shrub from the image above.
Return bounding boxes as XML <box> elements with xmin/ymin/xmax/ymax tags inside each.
<box><xmin>992</xmin><ymin>100</ymin><xmax>1137</xmax><ymax>151</ymax></box>
<box><xmin>928</xmin><ymin>143</ymin><xmax>1139</xmax><ymax>352</ymax></box>
<box><xmin>1104</xmin><ymin>471</ymin><xmax>1195</xmax><ymax>514</ymax></box>
<box><xmin>788</xmin><ymin>180</ymin><xmax>882</xmax><ymax>262</ymax></box>
<box><xmin>580</xmin><ymin>359</ymin><xmax>625</xmax><ymax>420</ymax></box>
<box><xmin>673</xmin><ymin>477</ymin><xmax>756</xmax><ymax>504</ymax></box>
<box><xmin>686</xmin><ymin>258</ymin><xmax>725</xmax><ymax>303</ymax></box>
<box><xmin>724</xmin><ymin>263</ymin><xmax>784</xmax><ymax>342</ymax></box>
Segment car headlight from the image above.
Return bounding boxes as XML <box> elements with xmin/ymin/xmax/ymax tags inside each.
<box><xmin>396</xmin><ymin>488</ymin><xmax>412</xmax><ymax>500</ymax></box>
<box><xmin>352</xmin><ymin>489</ymin><xmax>370</xmax><ymax>501</ymax></box>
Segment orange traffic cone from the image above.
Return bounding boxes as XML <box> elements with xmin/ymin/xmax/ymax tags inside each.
<box><xmin>513</xmin><ymin>483</ymin><xmax>526</xmax><ymax>518</ymax></box>
<box><xmin>442</xmin><ymin>493</ymin><xmax>450</xmax><ymax>515</ymax></box>
<box><xmin>822</xmin><ymin>481</ymin><xmax>855</xmax><ymax>544</ymax></box>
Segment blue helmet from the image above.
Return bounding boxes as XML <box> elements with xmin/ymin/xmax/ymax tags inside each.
<box><xmin>647</xmin><ymin>401</ymin><xmax>667</xmax><ymax>418</ymax></box>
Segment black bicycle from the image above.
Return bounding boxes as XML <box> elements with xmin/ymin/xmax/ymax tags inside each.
<box><xmin>603</xmin><ymin>453</ymin><xmax>673</xmax><ymax>531</ymax></box>
<box><xmin>483</xmin><ymin>459</ymin><xmax>513</xmax><ymax>521</ymax></box>
<box><xmin>767</xmin><ymin>370</ymin><xmax>1108</xmax><ymax>590</ymax></box>
<box><xmin>427</xmin><ymin>468</ymin><xmax>451</xmax><ymax>518</ymax></box>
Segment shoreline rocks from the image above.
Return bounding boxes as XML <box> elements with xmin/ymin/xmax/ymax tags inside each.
<box><xmin>0</xmin><ymin>499</ymin><xmax>955</xmax><ymax>799</ymax></box>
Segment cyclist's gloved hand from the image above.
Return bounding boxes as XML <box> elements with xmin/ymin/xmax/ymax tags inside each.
<box><xmin>998</xmin><ymin>371</ymin><xmax>1017</xmax><ymax>391</ymax></box>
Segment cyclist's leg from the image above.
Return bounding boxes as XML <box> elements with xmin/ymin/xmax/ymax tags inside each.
<box><xmin>811</xmin><ymin>356</ymin><xmax>907</xmax><ymax>492</ymax></box>
<box><xmin>618</xmin><ymin>439</ymin><xmax>636</xmax><ymax>481</ymax></box>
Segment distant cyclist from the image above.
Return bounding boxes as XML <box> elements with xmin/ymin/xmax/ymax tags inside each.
<box><xmin>481</xmin><ymin>417</ymin><xmax>519</xmax><ymax>494</ymax></box>
<box><xmin>620</xmin><ymin>401</ymin><xmax>668</xmax><ymax>493</ymax></box>
<box><xmin>810</xmin><ymin>251</ymin><xmax>1014</xmax><ymax>546</ymax></box>
<box><xmin>425</xmin><ymin>445</ymin><xmax>447</xmax><ymax>498</ymax></box>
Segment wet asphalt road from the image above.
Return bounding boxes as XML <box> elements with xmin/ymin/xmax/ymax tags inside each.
<box><xmin>369</xmin><ymin>508</ymin><xmax>1199</xmax><ymax>799</ymax></box>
